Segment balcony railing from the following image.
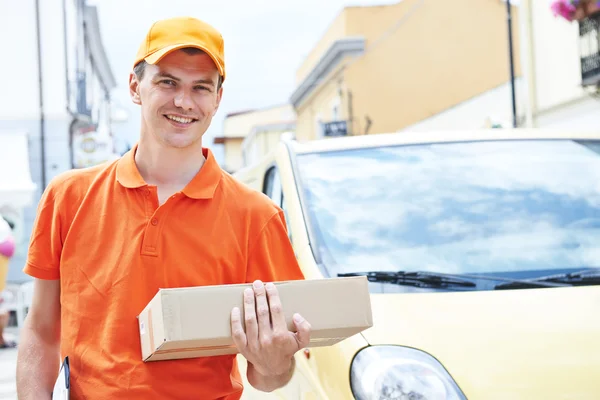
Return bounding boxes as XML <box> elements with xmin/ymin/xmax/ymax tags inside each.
<box><xmin>321</xmin><ymin>120</ymin><xmax>348</xmax><ymax>137</ymax></box>
<box><xmin>579</xmin><ymin>11</ymin><xmax>600</xmax><ymax>86</ymax></box>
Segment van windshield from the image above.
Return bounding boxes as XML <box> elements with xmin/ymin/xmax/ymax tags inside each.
<box><xmin>295</xmin><ymin>139</ymin><xmax>600</xmax><ymax>290</ymax></box>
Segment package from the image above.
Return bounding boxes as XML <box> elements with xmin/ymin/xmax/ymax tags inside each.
<box><xmin>137</xmin><ymin>276</ymin><xmax>373</xmax><ymax>361</ymax></box>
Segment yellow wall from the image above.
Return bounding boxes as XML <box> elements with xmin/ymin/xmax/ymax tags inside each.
<box><xmin>242</xmin><ymin>129</ymin><xmax>292</xmax><ymax>166</ymax></box>
<box><xmin>345</xmin><ymin>3</ymin><xmax>413</xmax><ymax>43</ymax></box>
<box><xmin>295</xmin><ymin>80</ymin><xmax>346</xmax><ymax>142</ymax></box>
<box><xmin>348</xmin><ymin>0</ymin><xmax>521</xmax><ymax>135</ymax></box>
<box><xmin>294</xmin><ymin>54</ymin><xmax>358</xmax><ymax>142</ymax></box>
<box><xmin>223</xmin><ymin>138</ymin><xmax>244</xmax><ymax>173</ymax></box>
<box><xmin>0</xmin><ymin>255</ymin><xmax>9</xmax><ymax>292</ymax></box>
<box><xmin>294</xmin><ymin>0</ymin><xmax>522</xmax><ymax>140</ymax></box>
<box><xmin>295</xmin><ymin>10</ymin><xmax>348</xmax><ymax>84</ymax></box>
<box><xmin>221</xmin><ymin>104</ymin><xmax>296</xmax><ymax>172</ymax></box>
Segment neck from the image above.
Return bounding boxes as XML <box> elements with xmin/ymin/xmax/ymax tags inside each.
<box><xmin>135</xmin><ymin>136</ymin><xmax>206</xmax><ymax>187</ymax></box>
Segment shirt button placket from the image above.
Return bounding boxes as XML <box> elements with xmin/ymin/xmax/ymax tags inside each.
<box><xmin>141</xmin><ymin>187</ymin><xmax>161</xmax><ymax>256</ymax></box>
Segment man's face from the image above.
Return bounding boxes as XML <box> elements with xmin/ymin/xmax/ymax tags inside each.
<box><xmin>129</xmin><ymin>50</ymin><xmax>223</xmax><ymax>149</ymax></box>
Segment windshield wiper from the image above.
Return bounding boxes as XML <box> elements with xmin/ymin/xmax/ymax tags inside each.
<box><xmin>338</xmin><ymin>271</ymin><xmax>477</xmax><ymax>289</ymax></box>
<box><xmin>495</xmin><ymin>268</ymin><xmax>600</xmax><ymax>290</ymax></box>
<box><xmin>339</xmin><ymin>270</ymin><xmax>567</xmax><ymax>290</ymax></box>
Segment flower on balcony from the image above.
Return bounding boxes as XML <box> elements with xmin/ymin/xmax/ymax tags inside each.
<box><xmin>551</xmin><ymin>0</ymin><xmax>577</xmax><ymax>20</ymax></box>
<box><xmin>551</xmin><ymin>0</ymin><xmax>600</xmax><ymax>22</ymax></box>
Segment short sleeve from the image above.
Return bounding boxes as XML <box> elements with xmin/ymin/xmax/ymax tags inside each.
<box><xmin>246</xmin><ymin>210</ymin><xmax>305</xmax><ymax>283</ymax></box>
<box><xmin>23</xmin><ymin>181</ymin><xmax>65</xmax><ymax>280</ymax></box>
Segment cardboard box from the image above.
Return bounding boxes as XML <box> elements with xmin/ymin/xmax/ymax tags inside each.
<box><xmin>137</xmin><ymin>276</ymin><xmax>373</xmax><ymax>362</ymax></box>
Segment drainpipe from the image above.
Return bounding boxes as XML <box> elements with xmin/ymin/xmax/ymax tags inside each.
<box><xmin>506</xmin><ymin>0</ymin><xmax>518</xmax><ymax>128</ymax></box>
<box><xmin>35</xmin><ymin>0</ymin><xmax>47</xmax><ymax>190</ymax></box>
<box><xmin>63</xmin><ymin>0</ymin><xmax>71</xmax><ymax>113</ymax></box>
<box><xmin>519</xmin><ymin>0</ymin><xmax>538</xmax><ymax>128</ymax></box>
<box><xmin>63</xmin><ymin>0</ymin><xmax>74</xmax><ymax>168</ymax></box>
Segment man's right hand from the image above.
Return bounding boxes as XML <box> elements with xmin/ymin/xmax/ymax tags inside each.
<box><xmin>16</xmin><ymin>278</ymin><xmax>61</xmax><ymax>400</ymax></box>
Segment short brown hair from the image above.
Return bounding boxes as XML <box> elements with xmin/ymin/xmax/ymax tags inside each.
<box><xmin>134</xmin><ymin>47</ymin><xmax>223</xmax><ymax>89</ymax></box>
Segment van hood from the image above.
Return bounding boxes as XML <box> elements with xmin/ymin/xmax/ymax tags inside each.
<box><xmin>360</xmin><ymin>285</ymin><xmax>600</xmax><ymax>399</ymax></box>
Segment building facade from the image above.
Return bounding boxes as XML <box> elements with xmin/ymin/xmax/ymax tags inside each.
<box><xmin>240</xmin><ymin>122</ymin><xmax>296</xmax><ymax>168</ymax></box>
<box><xmin>520</xmin><ymin>0</ymin><xmax>600</xmax><ymax>131</ymax></box>
<box><xmin>214</xmin><ymin>104</ymin><xmax>296</xmax><ymax>173</ymax></box>
<box><xmin>0</xmin><ymin>0</ymin><xmax>118</xmax><ymax>283</ymax></box>
<box><xmin>290</xmin><ymin>0</ymin><xmax>521</xmax><ymax>141</ymax></box>
<box><xmin>402</xmin><ymin>0</ymin><xmax>600</xmax><ymax>132</ymax></box>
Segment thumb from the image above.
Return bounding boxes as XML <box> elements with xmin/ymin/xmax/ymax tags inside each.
<box><xmin>293</xmin><ymin>313</ymin><xmax>311</xmax><ymax>349</ymax></box>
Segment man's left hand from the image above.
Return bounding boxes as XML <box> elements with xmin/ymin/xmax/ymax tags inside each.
<box><xmin>231</xmin><ymin>280</ymin><xmax>312</xmax><ymax>379</ymax></box>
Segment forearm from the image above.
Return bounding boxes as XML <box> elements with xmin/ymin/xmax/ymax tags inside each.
<box><xmin>247</xmin><ymin>356</ymin><xmax>295</xmax><ymax>392</ymax></box>
<box><xmin>16</xmin><ymin>321</ymin><xmax>60</xmax><ymax>400</ymax></box>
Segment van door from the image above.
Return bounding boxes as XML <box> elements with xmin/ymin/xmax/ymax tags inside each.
<box><xmin>262</xmin><ymin>166</ymin><xmax>293</xmax><ymax>243</ymax></box>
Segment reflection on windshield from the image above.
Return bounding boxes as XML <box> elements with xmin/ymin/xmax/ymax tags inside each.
<box><xmin>296</xmin><ymin>140</ymin><xmax>600</xmax><ymax>279</ymax></box>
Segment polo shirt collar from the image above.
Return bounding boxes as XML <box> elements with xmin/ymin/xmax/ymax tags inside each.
<box><xmin>115</xmin><ymin>143</ymin><xmax>145</xmax><ymax>189</ymax></box>
<box><xmin>116</xmin><ymin>143</ymin><xmax>222</xmax><ymax>199</ymax></box>
<box><xmin>183</xmin><ymin>147</ymin><xmax>222</xmax><ymax>199</ymax></box>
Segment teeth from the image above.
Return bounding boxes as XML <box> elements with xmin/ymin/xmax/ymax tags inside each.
<box><xmin>167</xmin><ymin>115</ymin><xmax>194</xmax><ymax>124</ymax></box>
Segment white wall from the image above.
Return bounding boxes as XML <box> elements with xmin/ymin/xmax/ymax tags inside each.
<box><xmin>518</xmin><ymin>0</ymin><xmax>600</xmax><ymax>131</ymax></box>
<box><xmin>528</xmin><ymin>0</ymin><xmax>587</xmax><ymax>112</ymax></box>
<box><xmin>0</xmin><ymin>0</ymin><xmax>69</xmax><ymax>121</ymax></box>
<box><xmin>65</xmin><ymin>0</ymin><xmax>80</xmax><ymax>113</ymax></box>
<box><xmin>0</xmin><ymin>0</ymin><xmax>72</xmax><ymax>195</ymax></box>
<box><xmin>39</xmin><ymin>0</ymin><xmax>69</xmax><ymax>120</ymax></box>
<box><xmin>401</xmin><ymin>81</ymin><xmax>525</xmax><ymax>132</ymax></box>
<box><xmin>1</xmin><ymin>0</ymin><xmax>69</xmax><ymax>121</ymax></box>
<box><xmin>0</xmin><ymin>0</ymin><xmax>41</xmax><ymax>120</ymax></box>
<box><xmin>537</xmin><ymin>96</ymin><xmax>600</xmax><ymax>131</ymax></box>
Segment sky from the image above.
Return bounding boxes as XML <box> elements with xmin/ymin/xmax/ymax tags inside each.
<box><xmin>89</xmin><ymin>0</ymin><xmax>399</xmax><ymax>163</ymax></box>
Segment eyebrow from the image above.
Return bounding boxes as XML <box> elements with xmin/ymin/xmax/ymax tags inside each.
<box><xmin>154</xmin><ymin>72</ymin><xmax>215</xmax><ymax>87</ymax></box>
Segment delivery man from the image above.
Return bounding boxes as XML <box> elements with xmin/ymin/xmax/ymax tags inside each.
<box><xmin>16</xmin><ymin>16</ymin><xmax>311</xmax><ymax>399</ymax></box>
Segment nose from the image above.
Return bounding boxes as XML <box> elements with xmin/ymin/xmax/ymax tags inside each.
<box><xmin>173</xmin><ymin>89</ymin><xmax>194</xmax><ymax>111</ymax></box>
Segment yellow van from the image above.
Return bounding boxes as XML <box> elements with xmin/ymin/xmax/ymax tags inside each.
<box><xmin>234</xmin><ymin>129</ymin><xmax>600</xmax><ymax>400</ymax></box>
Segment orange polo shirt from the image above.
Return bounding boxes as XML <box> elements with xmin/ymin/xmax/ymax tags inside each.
<box><xmin>24</xmin><ymin>144</ymin><xmax>304</xmax><ymax>399</ymax></box>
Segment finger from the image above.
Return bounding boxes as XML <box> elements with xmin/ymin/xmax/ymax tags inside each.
<box><xmin>253</xmin><ymin>280</ymin><xmax>271</xmax><ymax>337</ymax></box>
<box><xmin>293</xmin><ymin>313</ymin><xmax>311</xmax><ymax>349</ymax></box>
<box><xmin>230</xmin><ymin>307</ymin><xmax>247</xmax><ymax>351</ymax></box>
<box><xmin>243</xmin><ymin>288</ymin><xmax>258</xmax><ymax>347</ymax></box>
<box><xmin>265</xmin><ymin>282</ymin><xmax>286</xmax><ymax>334</ymax></box>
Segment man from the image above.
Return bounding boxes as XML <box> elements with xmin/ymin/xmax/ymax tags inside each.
<box><xmin>16</xmin><ymin>16</ymin><xmax>311</xmax><ymax>399</ymax></box>
<box><xmin>0</xmin><ymin>215</ymin><xmax>16</xmax><ymax>348</ymax></box>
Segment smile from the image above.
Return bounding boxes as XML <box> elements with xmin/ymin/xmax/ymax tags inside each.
<box><xmin>164</xmin><ymin>114</ymin><xmax>197</xmax><ymax>124</ymax></box>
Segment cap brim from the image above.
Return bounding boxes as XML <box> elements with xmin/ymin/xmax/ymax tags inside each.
<box><xmin>144</xmin><ymin>43</ymin><xmax>225</xmax><ymax>79</ymax></box>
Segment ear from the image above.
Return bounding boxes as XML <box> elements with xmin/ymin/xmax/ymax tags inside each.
<box><xmin>129</xmin><ymin>72</ymin><xmax>142</xmax><ymax>105</ymax></box>
<box><xmin>213</xmin><ymin>86</ymin><xmax>223</xmax><ymax>116</ymax></box>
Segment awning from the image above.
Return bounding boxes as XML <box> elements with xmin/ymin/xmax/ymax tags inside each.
<box><xmin>0</xmin><ymin>131</ymin><xmax>37</xmax><ymax>209</ymax></box>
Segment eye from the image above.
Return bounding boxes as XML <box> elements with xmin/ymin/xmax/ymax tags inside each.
<box><xmin>159</xmin><ymin>79</ymin><xmax>176</xmax><ymax>86</ymax></box>
<box><xmin>194</xmin><ymin>86</ymin><xmax>211</xmax><ymax>91</ymax></box>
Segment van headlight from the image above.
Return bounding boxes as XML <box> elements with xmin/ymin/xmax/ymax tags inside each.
<box><xmin>350</xmin><ymin>346</ymin><xmax>466</xmax><ymax>400</ymax></box>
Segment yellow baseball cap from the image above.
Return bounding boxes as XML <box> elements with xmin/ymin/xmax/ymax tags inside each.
<box><xmin>133</xmin><ymin>16</ymin><xmax>226</xmax><ymax>81</ymax></box>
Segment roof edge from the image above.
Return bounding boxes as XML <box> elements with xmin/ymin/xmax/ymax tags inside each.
<box><xmin>290</xmin><ymin>36</ymin><xmax>365</xmax><ymax>108</ymax></box>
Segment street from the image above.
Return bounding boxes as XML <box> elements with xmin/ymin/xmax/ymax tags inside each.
<box><xmin>0</xmin><ymin>327</ymin><xmax>18</xmax><ymax>400</ymax></box>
